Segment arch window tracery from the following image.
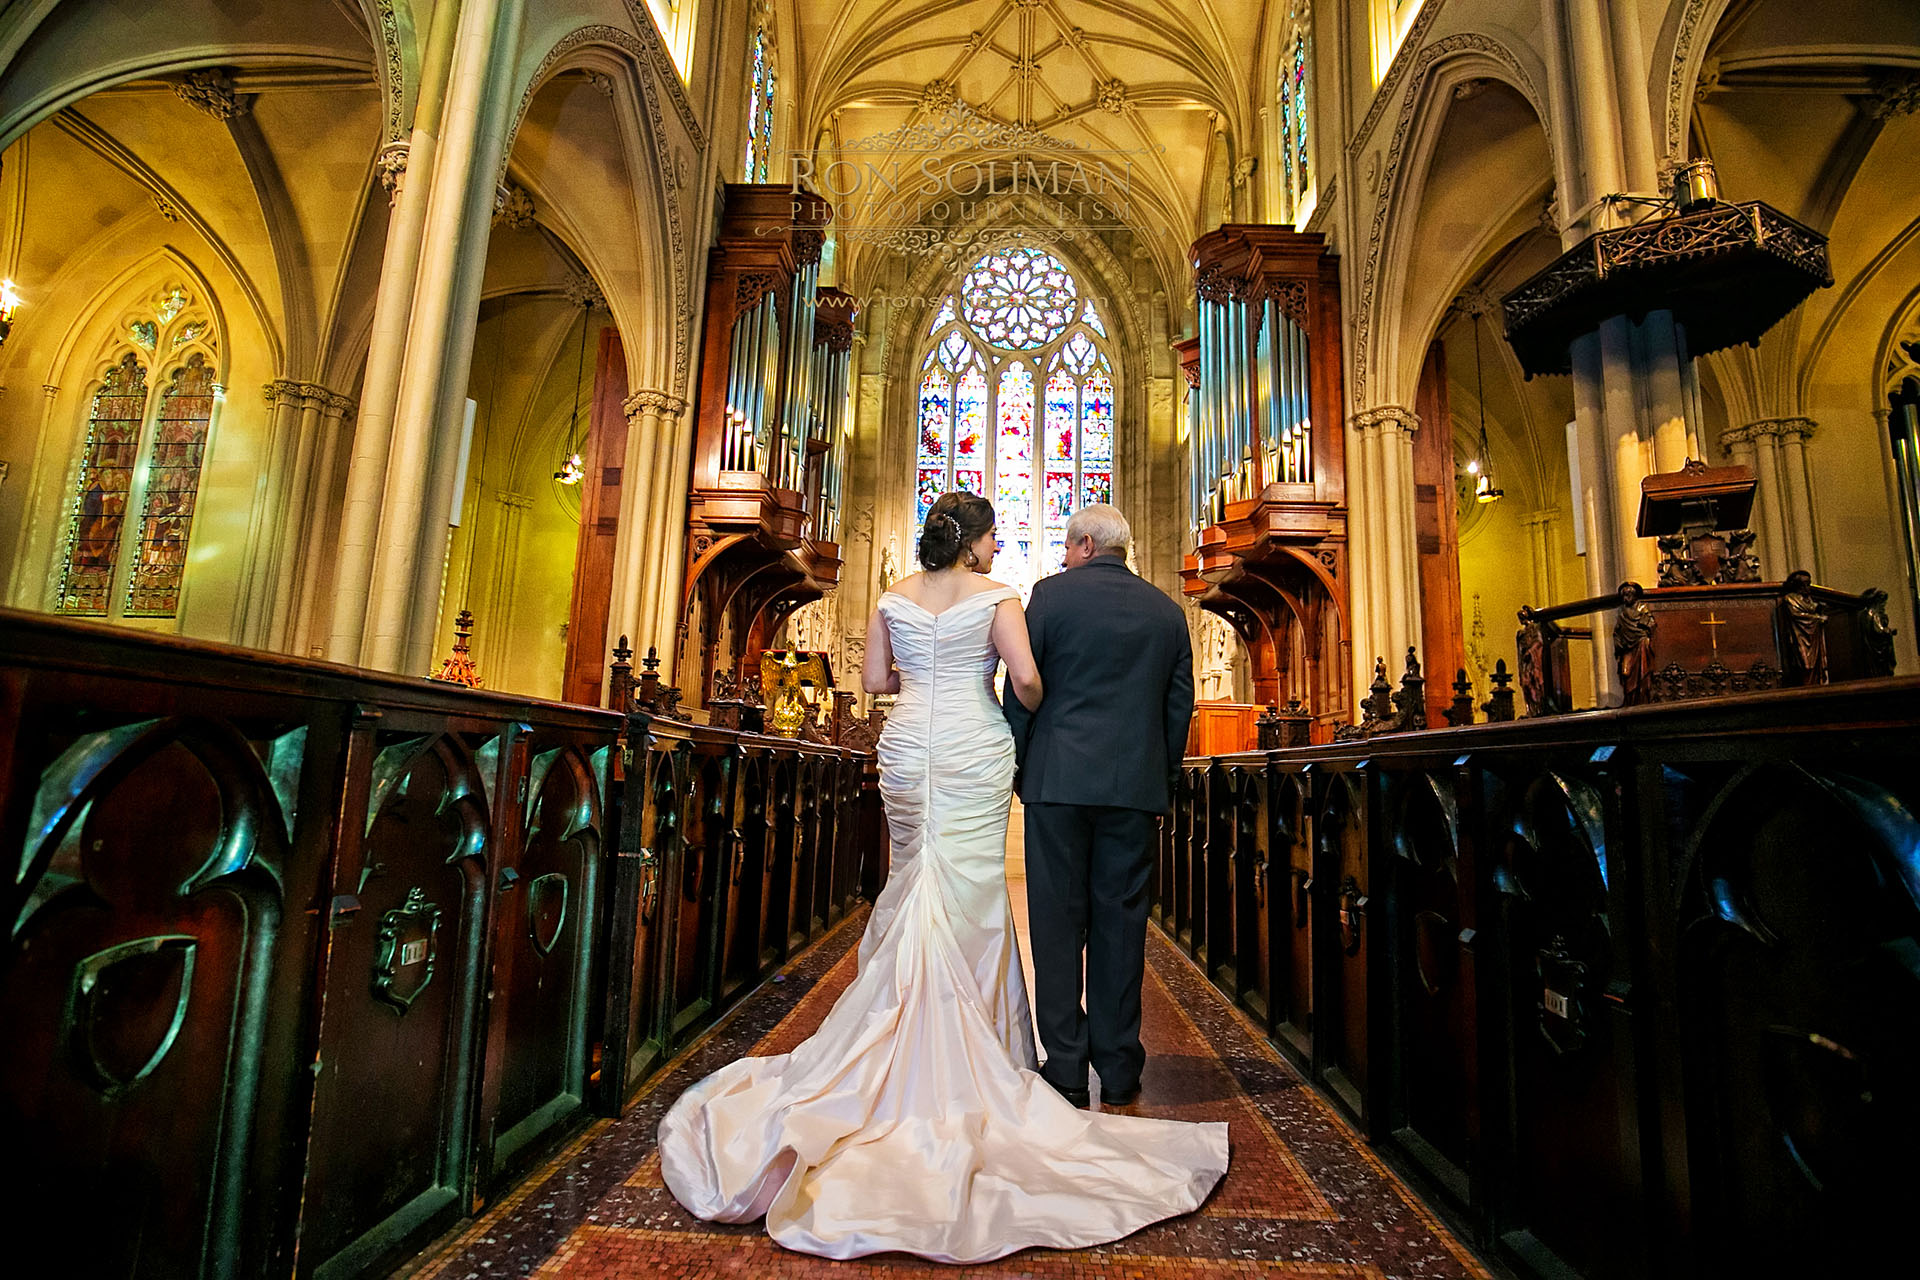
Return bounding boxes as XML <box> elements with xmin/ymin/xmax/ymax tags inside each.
<box><xmin>916</xmin><ymin>247</ymin><xmax>1116</xmax><ymax>598</ymax></box>
<box><xmin>53</xmin><ymin>286</ymin><xmax>220</xmax><ymax>620</ymax></box>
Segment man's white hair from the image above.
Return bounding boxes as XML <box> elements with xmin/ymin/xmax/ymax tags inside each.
<box><xmin>1066</xmin><ymin>503</ymin><xmax>1131</xmax><ymax>556</ymax></box>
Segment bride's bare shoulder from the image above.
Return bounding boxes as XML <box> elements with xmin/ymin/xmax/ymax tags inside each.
<box><xmin>884</xmin><ymin>572</ymin><xmax>927</xmax><ymax>601</ymax></box>
<box><xmin>978</xmin><ymin>577</ymin><xmax>1018</xmax><ymax>595</ymax></box>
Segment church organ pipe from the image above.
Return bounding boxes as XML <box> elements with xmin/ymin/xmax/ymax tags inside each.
<box><xmin>776</xmin><ymin>258</ymin><xmax>821</xmax><ymax>491</ymax></box>
<box><xmin>1188</xmin><ymin>376</ymin><xmax>1204</xmax><ymax>538</ymax></box>
<box><xmin>758</xmin><ymin>296</ymin><xmax>780</xmax><ymax>475</ymax></box>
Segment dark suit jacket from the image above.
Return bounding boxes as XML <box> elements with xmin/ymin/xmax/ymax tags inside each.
<box><xmin>1003</xmin><ymin>556</ymin><xmax>1194</xmax><ymax>813</ymax></box>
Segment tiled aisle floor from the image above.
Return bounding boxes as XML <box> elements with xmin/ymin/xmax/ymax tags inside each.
<box><xmin>402</xmin><ymin>874</ymin><xmax>1489</xmax><ymax>1279</ymax></box>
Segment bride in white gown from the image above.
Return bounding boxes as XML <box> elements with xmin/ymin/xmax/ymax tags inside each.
<box><xmin>657</xmin><ymin>492</ymin><xmax>1229</xmax><ymax>1263</ymax></box>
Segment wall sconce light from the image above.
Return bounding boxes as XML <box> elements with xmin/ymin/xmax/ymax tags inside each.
<box><xmin>0</xmin><ymin>279</ymin><xmax>21</xmax><ymax>347</ymax></box>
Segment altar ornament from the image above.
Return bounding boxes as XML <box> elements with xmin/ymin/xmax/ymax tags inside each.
<box><xmin>1511</xmin><ymin>459</ymin><xmax>1894</xmax><ymax>711</ymax></box>
<box><xmin>759</xmin><ymin>648</ymin><xmax>829</xmax><ymax>738</ymax></box>
<box><xmin>1444</xmin><ymin>670</ymin><xmax>1476</xmax><ymax>727</ymax></box>
<box><xmin>607</xmin><ymin>636</ymin><xmax>684</xmax><ymax>717</ymax></box>
<box><xmin>429</xmin><ymin>609</ymin><xmax>483</xmax><ymax>688</ymax></box>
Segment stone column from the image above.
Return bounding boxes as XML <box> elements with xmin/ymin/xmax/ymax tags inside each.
<box><xmin>290</xmin><ymin>391</ymin><xmax>356</xmax><ymax>655</ymax></box>
<box><xmin>1732</xmin><ymin>416</ymin><xmax>1819</xmax><ymax>579</ymax></box>
<box><xmin>1347</xmin><ymin>406</ymin><xmax>1422</xmax><ymax>697</ymax></box>
<box><xmin>328</xmin><ymin>0</ymin><xmax>463</xmax><ymax>665</ymax></box>
<box><xmin>13</xmin><ymin>384</ymin><xmax>62</xmax><ymax>608</ymax></box>
<box><xmin>248</xmin><ymin>380</ymin><xmax>308</xmax><ymax>644</ymax></box>
<box><xmin>604</xmin><ymin>388</ymin><xmax>679</xmax><ymax>681</ymax></box>
<box><xmin>264</xmin><ymin>383</ymin><xmax>330</xmax><ymax>647</ymax></box>
<box><xmin>1746</xmin><ymin>423</ymin><xmax>1789</xmax><ymax>578</ymax></box>
<box><xmin>339</xmin><ymin>0</ymin><xmax>522</xmax><ymax>673</ymax></box>
<box><xmin>1773</xmin><ymin>417</ymin><xmax>1819</xmax><ymax>575</ymax></box>
<box><xmin>374</xmin><ymin>0</ymin><xmax>527</xmax><ymax>677</ymax></box>
<box><xmin>1522</xmin><ymin>508</ymin><xmax>1560</xmax><ymax>604</ymax></box>
<box><xmin>646</xmin><ymin>393</ymin><xmax>695</xmax><ymax>660</ymax></box>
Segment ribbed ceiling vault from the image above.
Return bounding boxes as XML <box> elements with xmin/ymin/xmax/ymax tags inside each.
<box><xmin>786</xmin><ymin>0</ymin><xmax>1271</xmax><ymax>296</ymax></box>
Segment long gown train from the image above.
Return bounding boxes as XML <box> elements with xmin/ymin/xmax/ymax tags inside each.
<box><xmin>657</xmin><ymin>586</ymin><xmax>1229</xmax><ymax>1262</ymax></box>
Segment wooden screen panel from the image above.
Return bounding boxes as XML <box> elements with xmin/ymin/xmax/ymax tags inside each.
<box><xmin>1385</xmin><ymin>768</ymin><xmax>1479</xmax><ymax>1202</ymax></box>
<box><xmin>2</xmin><ymin>720</ymin><xmax>286</xmax><ymax>1277</ymax></box>
<box><xmin>301</xmin><ymin>734</ymin><xmax>491</xmax><ymax>1280</ymax></box>
<box><xmin>478</xmin><ymin>741</ymin><xmax>604</xmax><ymax>1190</ymax></box>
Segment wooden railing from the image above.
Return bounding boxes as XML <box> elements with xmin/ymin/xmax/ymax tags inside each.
<box><xmin>1162</xmin><ymin>678</ymin><xmax>1920</xmax><ymax>1279</ymax></box>
<box><xmin>0</xmin><ymin>611</ymin><xmax>877</xmax><ymax>1279</ymax></box>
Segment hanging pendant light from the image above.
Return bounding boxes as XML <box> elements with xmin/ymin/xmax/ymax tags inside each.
<box><xmin>555</xmin><ymin>298</ymin><xmax>592</xmax><ymax>485</ymax></box>
<box><xmin>1469</xmin><ymin>305</ymin><xmax>1503</xmax><ymax>504</ymax></box>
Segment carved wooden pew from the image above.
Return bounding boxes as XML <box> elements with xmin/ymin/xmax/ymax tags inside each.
<box><xmin>0</xmin><ymin>610</ymin><xmax>878</xmax><ymax>1279</ymax></box>
<box><xmin>1167</xmin><ymin>677</ymin><xmax>1920</xmax><ymax>1279</ymax></box>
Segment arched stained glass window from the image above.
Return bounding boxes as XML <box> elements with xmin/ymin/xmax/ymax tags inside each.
<box><xmin>914</xmin><ymin>246</ymin><xmax>1117</xmax><ymax>598</ymax></box>
<box><xmin>1279</xmin><ymin>25</ymin><xmax>1313</xmax><ymax>220</ymax></box>
<box><xmin>55</xmin><ymin>352</ymin><xmax>146</xmax><ymax>615</ymax></box>
<box><xmin>745</xmin><ymin>25</ymin><xmax>776</xmax><ymax>182</ymax></box>
<box><xmin>125</xmin><ymin>352</ymin><xmax>216</xmax><ymax>616</ymax></box>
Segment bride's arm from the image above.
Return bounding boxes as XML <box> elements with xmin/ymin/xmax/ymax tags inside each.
<box><xmin>861</xmin><ymin>607</ymin><xmax>901</xmax><ymax>694</ymax></box>
<box><xmin>991</xmin><ymin>599</ymin><xmax>1043</xmax><ymax>711</ymax></box>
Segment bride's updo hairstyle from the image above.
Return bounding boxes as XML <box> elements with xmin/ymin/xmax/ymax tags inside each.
<box><xmin>918</xmin><ymin>491</ymin><xmax>995</xmax><ymax>570</ymax></box>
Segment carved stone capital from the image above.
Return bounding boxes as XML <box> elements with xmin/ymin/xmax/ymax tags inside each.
<box><xmin>262</xmin><ymin>378</ymin><xmax>304</xmax><ymax>408</ymax></box>
<box><xmin>375</xmin><ymin>141</ymin><xmax>409</xmax><ymax>203</ymax></box>
<box><xmin>624</xmin><ymin>389</ymin><xmax>686</xmax><ymax>421</ymax></box>
<box><xmin>1719</xmin><ymin>424</ymin><xmax>1757</xmax><ymax>449</ymax></box>
<box><xmin>1747</xmin><ymin>415</ymin><xmax>1817</xmax><ymax>441</ymax></box>
<box><xmin>1868</xmin><ymin>72</ymin><xmax>1920</xmax><ymax>120</ymax></box>
<box><xmin>493</xmin><ymin>183</ymin><xmax>536</xmax><ymax>230</ymax></box>
<box><xmin>1348</xmin><ymin>405</ymin><xmax>1420</xmax><ymax>436</ymax></box>
<box><xmin>174</xmin><ymin>69</ymin><xmax>250</xmax><ymax>121</ymax></box>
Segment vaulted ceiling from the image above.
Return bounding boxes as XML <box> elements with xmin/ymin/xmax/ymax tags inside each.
<box><xmin>784</xmin><ymin>0</ymin><xmax>1277</xmax><ymax>297</ymax></box>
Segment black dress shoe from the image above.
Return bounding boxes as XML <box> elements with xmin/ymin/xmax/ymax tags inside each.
<box><xmin>1101</xmin><ymin>1084</ymin><xmax>1142</xmax><ymax>1106</ymax></box>
<box><xmin>1047</xmin><ymin>1079</ymin><xmax>1091</xmax><ymax>1108</ymax></box>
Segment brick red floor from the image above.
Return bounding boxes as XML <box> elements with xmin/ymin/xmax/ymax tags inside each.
<box><xmin>400</xmin><ymin>891</ymin><xmax>1489</xmax><ymax>1279</ymax></box>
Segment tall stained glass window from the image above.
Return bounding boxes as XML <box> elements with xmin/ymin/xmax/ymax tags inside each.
<box><xmin>744</xmin><ymin>25</ymin><xmax>776</xmax><ymax>182</ymax></box>
<box><xmin>54</xmin><ymin>288</ymin><xmax>220</xmax><ymax>621</ymax></box>
<box><xmin>125</xmin><ymin>353</ymin><xmax>216</xmax><ymax>616</ymax></box>
<box><xmin>914</xmin><ymin>246</ymin><xmax>1117</xmax><ymax>598</ymax></box>
<box><xmin>55</xmin><ymin>352</ymin><xmax>147</xmax><ymax>615</ymax></box>
<box><xmin>1280</xmin><ymin>26</ymin><xmax>1313</xmax><ymax>219</ymax></box>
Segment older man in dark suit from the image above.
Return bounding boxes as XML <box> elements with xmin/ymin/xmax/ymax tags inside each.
<box><xmin>1004</xmin><ymin>504</ymin><xmax>1194</xmax><ymax>1108</ymax></box>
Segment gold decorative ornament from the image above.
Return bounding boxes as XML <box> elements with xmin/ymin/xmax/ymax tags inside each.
<box><xmin>760</xmin><ymin>648</ymin><xmax>829</xmax><ymax>738</ymax></box>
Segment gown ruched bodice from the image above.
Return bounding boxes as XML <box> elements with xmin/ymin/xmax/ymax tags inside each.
<box><xmin>657</xmin><ymin>585</ymin><xmax>1228</xmax><ymax>1263</ymax></box>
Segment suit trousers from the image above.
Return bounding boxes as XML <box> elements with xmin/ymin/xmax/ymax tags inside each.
<box><xmin>1023</xmin><ymin>802</ymin><xmax>1158</xmax><ymax>1095</ymax></box>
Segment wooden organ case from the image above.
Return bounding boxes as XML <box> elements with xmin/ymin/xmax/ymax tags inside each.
<box><xmin>1181</xmin><ymin>226</ymin><xmax>1350</xmax><ymax>739</ymax></box>
<box><xmin>680</xmin><ymin>186</ymin><xmax>855</xmax><ymax>705</ymax></box>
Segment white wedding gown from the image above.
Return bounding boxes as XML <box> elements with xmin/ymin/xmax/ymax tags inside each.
<box><xmin>657</xmin><ymin>585</ymin><xmax>1230</xmax><ymax>1262</ymax></box>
